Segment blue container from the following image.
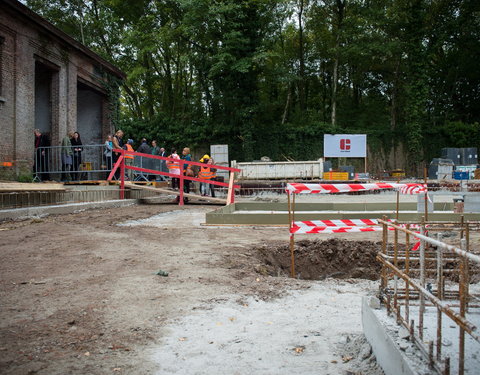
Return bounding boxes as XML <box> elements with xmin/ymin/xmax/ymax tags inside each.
<box><xmin>453</xmin><ymin>171</ymin><xmax>469</xmax><ymax>180</ymax></box>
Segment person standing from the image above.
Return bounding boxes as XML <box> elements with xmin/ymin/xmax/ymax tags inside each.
<box><xmin>71</xmin><ymin>131</ymin><xmax>83</xmax><ymax>180</ymax></box>
<box><xmin>159</xmin><ymin>146</ymin><xmax>167</xmax><ymax>176</ymax></box>
<box><xmin>125</xmin><ymin>139</ymin><xmax>135</xmax><ymax>181</ymax></box>
<box><xmin>136</xmin><ymin>138</ymin><xmax>151</xmax><ymax>154</ymax></box>
<box><xmin>167</xmin><ymin>148</ymin><xmax>181</xmax><ymax>190</ymax></box>
<box><xmin>135</xmin><ymin>138</ymin><xmax>151</xmax><ymax>178</ymax></box>
<box><xmin>61</xmin><ymin>131</ymin><xmax>74</xmax><ymax>181</ymax></box>
<box><xmin>150</xmin><ymin>140</ymin><xmax>161</xmax><ymax>180</ymax></box>
<box><xmin>112</xmin><ymin>130</ymin><xmax>124</xmax><ymax>180</ymax></box>
<box><xmin>181</xmin><ymin>147</ymin><xmax>193</xmax><ymax>195</ymax></box>
<box><xmin>198</xmin><ymin>155</ymin><xmax>214</xmax><ymax>196</ymax></box>
<box><xmin>207</xmin><ymin>157</ymin><xmax>217</xmax><ymax>197</ymax></box>
<box><xmin>34</xmin><ymin>129</ymin><xmax>50</xmax><ymax>181</ymax></box>
<box><xmin>151</xmin><ymin>140</ymin><xmax>160</xmax><ymax>156</ymax></box>
<box><xmin>103</xmin><ymin>135</ymin><xmax>113</xmax><ymax>177</ymax></box>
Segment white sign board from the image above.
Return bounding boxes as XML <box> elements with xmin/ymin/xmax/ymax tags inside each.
<box><xmin>324</xmin><ymin>134</ymin><xmax>367</xmax><ymax>158</ymax></box>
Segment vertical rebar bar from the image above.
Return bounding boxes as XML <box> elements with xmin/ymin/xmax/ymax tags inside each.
<box><xmin>436</xmin><ymin>233</ymin><xmax>443</xmax><ymax>360</ymax></box>
<box><xmin>465</xmin><ymin>224</ymin><xmax>470</xmax><ymax>312</ymax></box>
<box><xmin>394</xmin><ymin>222</ymin><xmax>399</xmax><ymax>311</ymax></box>
<box><xmin>424</xmin><ymin>167</ymin><xmax>429</xmax><ymax>221</ymax></box>
<box><xmin>405</xmin><ymin>224</ymin><xmax>410</xmax><ymax>325</ymax></box>
<box><xmin>444</xmin><ymin>356</ymin><xmax>450</xmax><ymax>375</ymax></box>
<box><xmin>381</xmin><ymin>215</ymin><xmax>388</xmax><ymax>291</ymax></box>
<box><xmin>429</xmin><ymin>340</ymin><xmax>434</xmax><ymax>368</ymax></box>
<box><xmin>410</xmin><ymin>319</ymin><xmax>415</xmax><ymax>342</ymax></box>
<box><xmin>458</xmin><ymin>238</ymin><xmax>467</xmax><ymax>375</ymax></box>
<box><xmin>419</xmin><ymin>217</ymin><xmax>426</xmax><ymax>340</ymax></box>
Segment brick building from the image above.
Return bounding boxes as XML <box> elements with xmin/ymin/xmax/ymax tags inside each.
<box><xmin>0</xmin><ymin>0</ymin><xmax>125</xmax><ymax>179</ymax></box>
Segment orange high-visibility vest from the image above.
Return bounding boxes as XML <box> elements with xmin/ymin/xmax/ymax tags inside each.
<box><xmin>167</xmin><ymin>155</ymin><xmax>180</xmax><ymax>169</ymax></box>
<box><xmin>198</xmin><ymin>166</ymin><xmax>214</xmax><ymax>179</ymax></box>
<box><xmin>125</xmin><ymin>144</ymin><xmax>134</xmax><ymax>159</ymax></box>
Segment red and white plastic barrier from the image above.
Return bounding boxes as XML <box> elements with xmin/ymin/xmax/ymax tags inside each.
<box><xmin>290</xmin><ymin>220</ymin><xmax>424</xmax><ymax>234</ymax></box>
<box><xmin>285</xmin><ymin>182</ymin><xmax>427</xmax><ymax>195</ymax></box>
<box><xmin>290</xmin><ymin>225</ymin><xmax>384</xmax><ymax>234</ymax></box>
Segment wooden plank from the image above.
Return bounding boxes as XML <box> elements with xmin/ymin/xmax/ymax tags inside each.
<box><xmin>226</xmin><ymin>172</ymin><xmax>235</xmax><ymax>205</ymax></box>
<box><xmin>0</xmin><ymin>183</ymin><xmax>66</xmax><ymax>192</ymax></box>
<box><xmin>124</xmin><ymin>182</ymin><xmax>227</xmax><ymax>204</ymax></box>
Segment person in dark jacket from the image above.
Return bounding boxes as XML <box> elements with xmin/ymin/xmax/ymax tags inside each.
<box><xmin>71</xmin><ymin>132</ymin><xmax>83</xmax><ymax>180</ymax></box>
<box><xmin>34</xmin><ymin>129</ymin><xmax>50</xmax><ymax>181</ymax></box>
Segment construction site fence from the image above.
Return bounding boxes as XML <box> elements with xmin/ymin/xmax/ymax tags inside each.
<box><xmin>378</xmin><ymin>217</ymin><xmax>480</xmax><ymax>375</ymax></box>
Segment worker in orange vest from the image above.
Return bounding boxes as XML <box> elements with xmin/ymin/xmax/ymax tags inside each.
<box><xmin>198</xmin><ymin>154</ymin><xmax>216</xmax><ymax>196</ymax></box>
<box><xmin>124</xmin><ymin>139</ymin><xmax>135</xmax><ymax>180</ymax></box>
<box><xmin>167</xmin><ymin>148</ymin><xmax>181</xmax><ymax>190</ymax></box>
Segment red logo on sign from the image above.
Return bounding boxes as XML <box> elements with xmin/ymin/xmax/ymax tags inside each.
<box><xmin>340</xmin><ymin>139</ymin><xmax>351</xmax><ymax>151</ymax></box>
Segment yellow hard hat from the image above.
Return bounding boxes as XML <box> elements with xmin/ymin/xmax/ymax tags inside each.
<box><xmin>200</xmin><ymin>154</ymin><xmax>210</xmax><ymax>162</ymax></box>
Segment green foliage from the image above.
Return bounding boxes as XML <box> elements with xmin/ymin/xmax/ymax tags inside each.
<box><xmin>25</xmin><ymin>0</ymin><xmax>480</xmax><ymax>171</ymax></box>
<box><xmin>17</xmin><ymin>173</ymin><xmax>34</xmax><ymax>183</ymax></box>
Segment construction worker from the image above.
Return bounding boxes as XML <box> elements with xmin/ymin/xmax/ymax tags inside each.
<box><xmin>124</xmin><ymin>139</ymin><xmax>135</xmax><ymax>180</ymax></box>
<box><xmin>167</xmin><ymin>148</ymin><xmax>181</xmax><ymax>190</ymax></box>
<box><xmin>198</xmin><ymin>154</ymin><xmax>216</xmax><ymax>196</ymax></box>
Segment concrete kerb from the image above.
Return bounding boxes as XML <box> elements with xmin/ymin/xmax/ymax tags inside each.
<box><xmin>362</xmin><ymin>297</ymin><xmax>432</xmax><ymax>375</ymax></box>
<box><xmin>0</xmin><ymin>199</ymin><xmax>137</xmax><ymax>221</ymax></box>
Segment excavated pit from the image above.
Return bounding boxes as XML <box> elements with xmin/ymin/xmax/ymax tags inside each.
<box><xmin>255</xmin><ymin>239</ymin><xmax>382</xmax><ymax>280</ymax></box>
<box><xmin>254</xmin><ymin>238</ymin><xmax>480</xmax><ymax>282</ymax></box>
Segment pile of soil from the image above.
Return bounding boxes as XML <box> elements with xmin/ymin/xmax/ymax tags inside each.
<box><xmin>255</xmin><ymin>239</ymin><xmax>382</xmax><ymax>280</ymax></box>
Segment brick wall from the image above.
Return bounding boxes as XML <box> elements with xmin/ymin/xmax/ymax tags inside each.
<box><xmin>0</xmin><ymin>5</ymin><xmax>122</xmax><ymax>181</ymax></box>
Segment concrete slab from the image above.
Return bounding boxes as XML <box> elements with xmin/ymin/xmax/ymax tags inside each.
<box><xmin>0</xmin><ymin>199</ymin><xmax>136</xmax><ymax>221</ymax></box>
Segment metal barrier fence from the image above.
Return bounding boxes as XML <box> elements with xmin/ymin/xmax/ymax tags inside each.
<box><xmin>378</xmin><ymin>217</ymin><xmax>480</xmax><ymax>375</ymax></box>
<box><xmin>34</xmin><ymin>144</ymin><xmax>169</xmax><ymax>182</ymax></box>
<box><xmin>34</xmin><ymin>144</ymin><xmax>111</xmax><ymax>181</ymax></box>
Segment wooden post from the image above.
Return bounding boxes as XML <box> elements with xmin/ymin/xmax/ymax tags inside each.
<box><xmin>290</xmin><ymin>193</ymin><xmax>296</xmax><ymax>278</ymax></box>
<box><xmin>179</xmin><ymin>172</ymin><xmax>184</xmax><ymax>206</ymax></box>
<box><xmin>226</xmin><ymin>171</ymin><xmax>235</xmax><ymax>205</ymax></box>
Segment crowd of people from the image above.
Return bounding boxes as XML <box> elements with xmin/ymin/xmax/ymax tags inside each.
<box><xmin>33</xmin><ymin>128</ymin><xmax>218</xmax><ymax>199</ymax></box>
<box><xmin>34</xmin><ymin>129</ymin><xmax>84</xmax><ymax>182</ymax></box>
<box><xmin>104</xmin><ymin>129</ymin><xmax>217</xmax><ymax>199</ymax></box>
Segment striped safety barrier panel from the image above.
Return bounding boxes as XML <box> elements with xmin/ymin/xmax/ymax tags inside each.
<box><xmin>290</xmin><ymin>220</ymin><xmax>424</xmax><ymax>234</ymax></box>
<box><xmin>286</xmin><ymin>182</ymin><xmax>427</xmax><ymax>195</ymax></box>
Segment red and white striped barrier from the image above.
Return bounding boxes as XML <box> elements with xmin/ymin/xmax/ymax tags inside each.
<box><xmin>291</xmin><ymin>225</ymin><xmax>384</xmax><ymax>234</ymax></box>
<box><xmin>286</xmin><ymin>182</ymin><xmax>427</xmax><ymax>195</ymax></box>
<box><xmin>290</xmin><ymin>220</ymin><xmax>424</xmax><ymax>234</ymax></box>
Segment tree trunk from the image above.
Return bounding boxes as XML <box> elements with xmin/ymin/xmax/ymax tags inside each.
<box><xmin>331</xmin><ymin>0</ymin><xmax>346</xmax><ymax>127</ymax></box>
<box><xmin>298</xmin><ymin>0</ymin><xmax>306</xmax><ymax>112</ymax></box>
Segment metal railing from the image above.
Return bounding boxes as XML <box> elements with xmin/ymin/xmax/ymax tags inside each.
<box><xmin>378</xmin><ymin>217</ymin><xmax>480</xmax><ymax>375</ymax></box>
<box><xmin>33</xmin><ymin>144</ymin><xmax>168</xmax><ymax>182</ymax></box>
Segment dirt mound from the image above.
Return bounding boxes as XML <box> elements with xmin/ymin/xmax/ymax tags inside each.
<box><xmin>255</xmin><ymin>239</ymin><xmax>382</xmax><ymax>280</ymax></box>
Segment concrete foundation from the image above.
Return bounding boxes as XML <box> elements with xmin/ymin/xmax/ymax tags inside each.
<box><xmin>205</xmin><ymin>202</ymin><xmax>477</xmax><ymax>225</ymax></box>
<box><xmin>362</xmin><ymin>297</ymin><xmax>431</xmax><ymax>375</ymax></box>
